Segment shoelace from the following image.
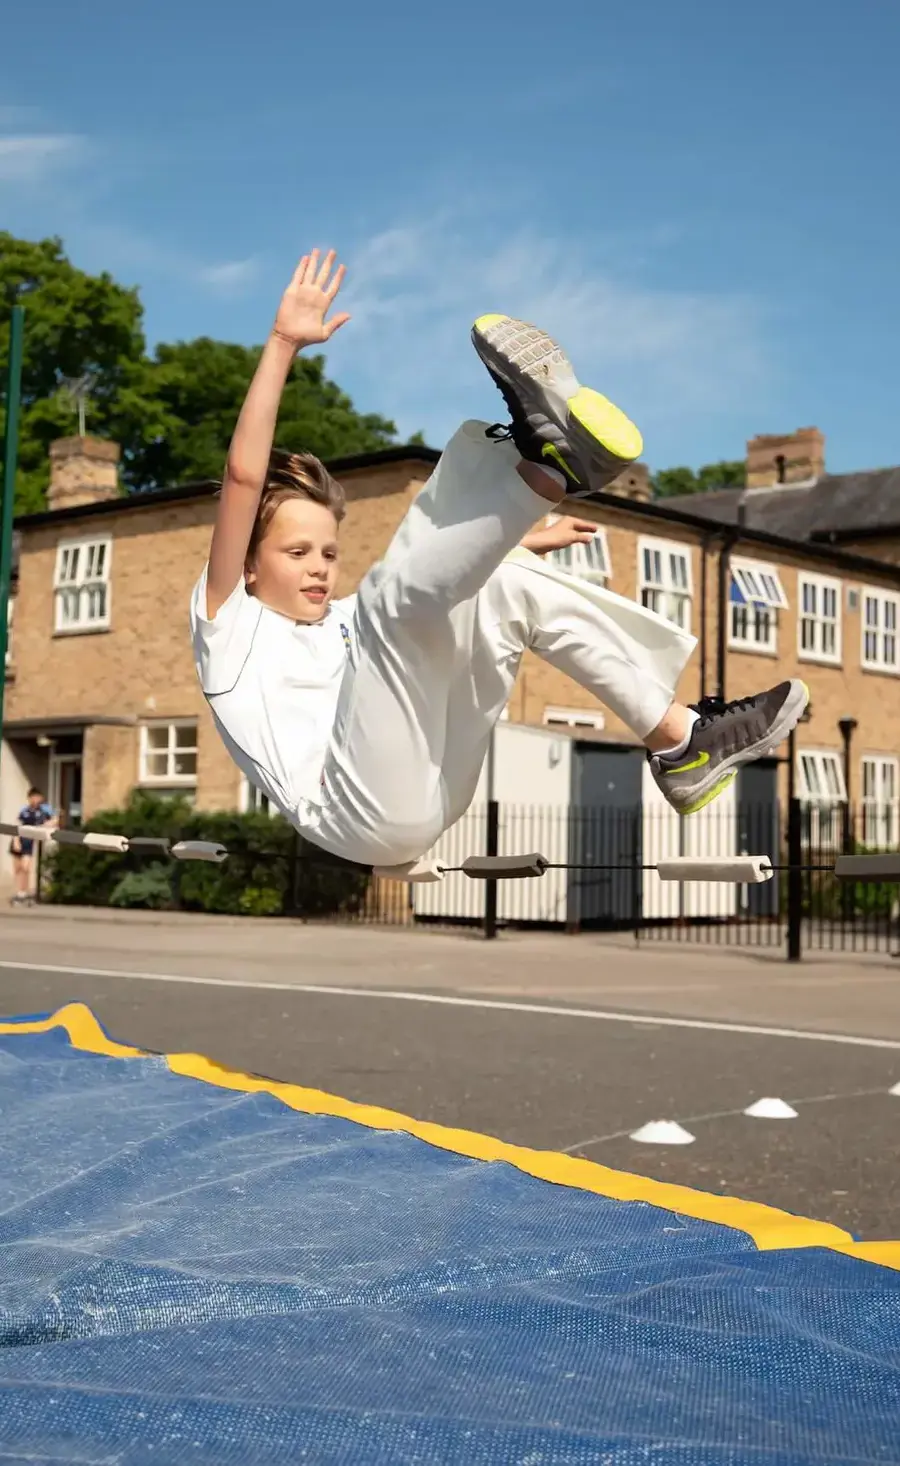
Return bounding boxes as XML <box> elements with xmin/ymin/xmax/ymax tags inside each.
<box><xmin>689</xmin><ymin>693</ymin><xmax>759</xmax><ymax>729</ymax></box>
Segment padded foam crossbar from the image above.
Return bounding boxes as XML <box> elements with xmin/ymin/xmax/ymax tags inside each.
<box><xmin>81</xmin><ymin>833</ymin><xmax>130</xmax><ymax>853</ymax></box>
<box><xmin>834</xmin><ymin>853</ymin><xmax>900</xmax><ymax>881</ymax></box>
<box><xmin>170</xmin><ymin>840</ymin><xmax>228</xmax><ymax>864</ymax></box>
<box><xmin>460</xmin><ymin>853</ymin><xmax>549</xmax><ymax>879</ymax></box>
<box><xmin>19</xmin><ymin>824</ymin><xmax>54</xmax><ymax>843</ymax></box>
<box><xmin>655</xmin><ymin>855</ymin><xmax>773</xmax><ymax>884</ymax></box>
<box><xmin>372</xmin><ymin>858</ymin><xmax>444</xmax><ymax>883</ymax></box>
<box><xmin>48</xmin><ymin>830</ymin><xmax>129</xmax><ymax>853</ymax></box>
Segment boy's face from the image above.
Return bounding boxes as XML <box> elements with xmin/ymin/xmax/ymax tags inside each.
<box><xmin>246</xmin><ymin>498</ymin><xmax>340</xmax><ymax>623</ymax></box>
<box><xmin>28</xmin><ymin>792</ymin><xmax>43</xmax><ymax>808</ymax></box>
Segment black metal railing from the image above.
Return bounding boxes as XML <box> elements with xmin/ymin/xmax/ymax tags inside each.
<box><xmin>35</xmin><ymin>797</ymin><xmax>900</xmax><ymax>958</ymax></box>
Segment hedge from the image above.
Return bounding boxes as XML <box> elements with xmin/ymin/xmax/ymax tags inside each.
<box><xmin>41</xmin><ymin>792</ymin><xmax>371</xmax><ymax>918</ymax></box>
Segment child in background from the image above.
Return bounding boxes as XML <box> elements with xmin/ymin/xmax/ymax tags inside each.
<box><xmin>9</xmin><ymin>787</ymin><xmax>54</xmax><ymax>906</ymax></box>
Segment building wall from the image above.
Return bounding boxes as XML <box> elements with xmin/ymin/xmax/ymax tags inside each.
<box><xmin>7</xmin><ymin>464</ymin><xmax>900</xmax><ymax>822</ymax></box>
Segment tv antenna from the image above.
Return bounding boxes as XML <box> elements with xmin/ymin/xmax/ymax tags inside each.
<box><xmin>57</xmin><ymin>372</ymin><xmax>96</xmax><ymax>437</ymax></box>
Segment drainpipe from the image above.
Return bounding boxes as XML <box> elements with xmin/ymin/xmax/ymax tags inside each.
<box><xmin>699</xmin><ymin>534</ymin><xmax>709</xmax><ymax>701</ymax></box>
<box><xmin>715</xmin><ymin>533</ymin><xmax>735</xmax><ymax>701</ymax></box>
<box><xmin>716</xmin><ymin>495</ymin><xmax>749</xmax><ymax>701</ymax></box>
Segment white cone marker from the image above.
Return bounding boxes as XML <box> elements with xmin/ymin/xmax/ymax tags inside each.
<box><xmin>630</xmin><ymin>1120</ymin><xmax>696</xmax><ymax>1145</ymax></box>
<box><xmin>744</xmin><ymin>1097</ymin><xmax>798</xmax><ymax>1119</ymax></box>
<box><xmin>889</xmin><ymin>1082</ymin><xmax>900</xmax><ymax>1097</ymax></box>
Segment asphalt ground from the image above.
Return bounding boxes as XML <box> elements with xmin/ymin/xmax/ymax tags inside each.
<box><xmin>1</xmin><ymin>907</ymin><xmax>899</xmax><ymax>1241</ymax></box>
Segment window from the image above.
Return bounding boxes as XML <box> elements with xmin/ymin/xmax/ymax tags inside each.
<box><xmin>797</xmin><ymin>749</ymin><xmax>846</xmax><ymax>847</ymax></box>
<box><xmin>545</xmin><ymin>517</ymin><xmax>610</xmax><ymax>585</ymax></box>
<box><xmin>798</xmin><ymin>573</ymin><xmax>841</xmax><ymax>663</ymax></box>
<box><xmin>542</xmin><ymin>706</ymin><xmax>605</xmax><ymax>731</ymax></box>
<box><xmin>639</xmin><ymin>538</ymin><xmax>692</xmax><ymax>631</ymax></box>
<box><xmin>54</xmin><ymin>536</ymin><xmax>111</xmax><ymax>633</ymax></box>
<box><xmin>861</xmin><ymin>589</ymin><xmax>900</xmax><ymax>673</ymax></box>
<box><xmin>729</xmin><ymin>559</ymin><xmax>787</xmax><ymax>653</ymax></box>
<box><xmin>140</xmin><ymin>722</ymin><xmax>198</xmax><ymax>786</ymax></box>
<box><xmin>861</xmin><ymin>756</ymin><xmax>899</xmax><ymax>848</ymax></box>
<box><xmin>239</xmin><ymin>775</ymin><xmax>277</xmax><ymax>816</ymax></box>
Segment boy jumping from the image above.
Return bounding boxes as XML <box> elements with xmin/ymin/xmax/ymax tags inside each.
<box><xmin>190</xmin><ymin>249</ymin><xmax>808</xmax><ymax>869</ymax></box>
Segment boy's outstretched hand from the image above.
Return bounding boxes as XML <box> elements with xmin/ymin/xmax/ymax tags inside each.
<box><xmin>521</xmin><ymin>515</ymin><xmax>599</xmax><ymax>556</ymax></box>
<box><xmin>272</xmin><ymin>249</ymin><xmax>351</xmax><ymax>349</ymax></box>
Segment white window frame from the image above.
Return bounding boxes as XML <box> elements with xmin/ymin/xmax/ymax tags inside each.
<box><xmin>861</xmin><ymin>755</ymin><xmax>900</xmax><ymax>849</ymax></box>
<box><xmin>730</xmin><ymin>559</ymin><xmax>789</xmax><ymax>612</ymax></box>
<box><xmin>239</xmin><ymin>775</ymin><xmax>278</xmax><ymax>816</ymax></box>
<box><xmin>542</xmin><ymin>706</ymin><xmax>605</xmax><ymax>731</ymax></box>
<box><xmin>139</xmin><ymin>721</ymin><xmax>198</xmax><ymax>787</ymax></box>
<box><xmin>53</xmin><ymin>535</ymin><xmax>112</xmax><ymax>634</ymax></box>
<box><xmin>544</xmin><ymin>516</ymin><xmax>611</xmax><ymax>585</ymax></box>
<box><xmin>861</xmin><ymin>588</ymin><xmax>900</xmax><ymax>674</ymax></box>
<box><xmin>798</xmin><ymin>572</ymin><xmax>842</xmax><ymax>665</ymax></box>
<box><xmin>638</xmin><ymin>536</ymin><xmax>693</xmax><ymax>632</ymax></box>
<box><xmin>5</xmin><ymin>594</ymin><xmax>12</xmax><ymax>669</ymax></box>
<box><xmin>729</xmin><ymin>559</ymin><xmax>786</xmax><ymax>654</ymax></box>
<box><xmin>797</xmin><ymin>748</ymin><xmax>847</xmax><ymax>848</ymax></box>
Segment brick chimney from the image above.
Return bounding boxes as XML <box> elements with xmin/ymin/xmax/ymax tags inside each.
<box><xmin>606</xmin><ymin>462</ymin><xmax>652</xmax><ymax>503</ymax></box>
<box><xmin>746</xmin><ymin>428</ymin><xmax>824</xmax><ymax>489</ymax></box>
<box><xmin>47</xmin><ymin>436</ymin><xmax>121</xmax><ymax>512</ymax></box>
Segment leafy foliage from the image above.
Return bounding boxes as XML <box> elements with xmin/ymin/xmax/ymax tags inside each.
<box><xmin>652</xmin><ymin>460</ymin><xmax>745</xmax><ymax>499</ymax></box>
<box><xmin>42</xmin><ymin>792</ymin><xmax>370</xmax><ymax>918</ymax></box>
<box><xmin>1</xmin><ymin>233</ymin><xmax>406</xmax><ymax>512</ymax></box>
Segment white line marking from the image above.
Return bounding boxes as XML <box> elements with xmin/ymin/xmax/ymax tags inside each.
<box><xmin>2</xmin><ymin>959</ymin><xmax>900</xmax><ymax>1052</ymax></box>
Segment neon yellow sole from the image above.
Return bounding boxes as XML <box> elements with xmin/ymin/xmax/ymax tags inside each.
<box><xmin>678</xmin><ymin>770</ymin><xmax>737</xmax><ymax>817</ymax></box>
<box><xmin>568</xmin><ymin>386</ymin><xmax>643</xmax><ymax>462</ymax></box>
<box><xmin>474</xmin><ymin>312</ymin><xmax>507</xmax><ymax>333</ymax></box>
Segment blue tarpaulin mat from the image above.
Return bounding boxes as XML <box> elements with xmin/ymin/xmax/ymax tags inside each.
<box><xmin>0</xmin><ymin>1004</ymin><xmax>899</xmax><ymax>1465</ymax></box>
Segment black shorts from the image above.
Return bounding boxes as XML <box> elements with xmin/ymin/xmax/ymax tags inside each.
<box><xmin>9</xmin><ymin>839</ymin><xmax>34</xmax><ymax>858</ymax></box>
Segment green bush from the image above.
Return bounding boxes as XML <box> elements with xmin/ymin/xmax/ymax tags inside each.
<box><xmin>109</xmin><ymin>863</ymin><xmax>175</xmax><ymax>910</ymax></box>
<box><xmin>42</xmin><ymin>792</ymin><xmax>371</xmax><ymax>918</ymax></box>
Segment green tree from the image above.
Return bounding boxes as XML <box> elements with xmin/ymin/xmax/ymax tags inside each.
<box><xmin>0</xmin><ymin>233</ymin><xmax>174</xmax><ymax>513</ymax></box>
<box><xmin>652</xmin><ymin>459</ymin><xmax>745</xmax><ymax>498</ymax></box>
<box><xmin>127</xmin><ymin>337</ymin><xmax>398</xmax><ymax>490</ymax></box>
<box><xmin>1</xmin><ymin>233</ymin><xmax>404</xmax><ymax>511</ymax></box>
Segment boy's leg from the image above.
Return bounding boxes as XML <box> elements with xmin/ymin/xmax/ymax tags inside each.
<box><xmin>309</xmin><ymin>425</ymin><xmax>693</xmax><ymax>865</ymax></box>
<box><xmin>311</xmin><ymin>423</ymin><xmax>566</xmax><ymax>864</ymax></box>
<box><xmin>492</xmin><ymin>550</ymin><xmax>808</xmax><ymax>816</ymax></box>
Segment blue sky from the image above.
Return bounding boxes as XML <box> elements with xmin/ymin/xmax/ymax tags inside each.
<box><xmin>2</xmin><ymin>0</ymin><xmax>898</xmax><ymax>475</ymax></box>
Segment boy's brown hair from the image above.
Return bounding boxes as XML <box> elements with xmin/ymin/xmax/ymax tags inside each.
<box><xmin>247</xmin><ymin>448</ymin><xmax>346</xmax><ymax>563</ymax></box>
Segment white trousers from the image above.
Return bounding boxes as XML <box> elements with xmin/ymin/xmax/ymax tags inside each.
<box><xmin>305</xmin><ymin>421</ymin><xmax>696</xmax><ymax>865</ymax></box>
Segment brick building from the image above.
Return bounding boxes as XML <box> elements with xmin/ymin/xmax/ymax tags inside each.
<box><xmin>3</xmin><ymin>426</ymin><xmax>900</xmax><ymax>877</ymax></box>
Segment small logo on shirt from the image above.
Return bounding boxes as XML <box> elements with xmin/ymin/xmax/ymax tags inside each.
<box><xmin>339</xmin><ymin>623</ymin><xmax>352</xmax><ymax>654</ymax></box>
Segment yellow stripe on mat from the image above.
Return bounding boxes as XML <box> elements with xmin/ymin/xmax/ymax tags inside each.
<box><xmin>4</xmin><ymin>1002</ymin><xmax>899</xmax><ymax>1271</ymax></box>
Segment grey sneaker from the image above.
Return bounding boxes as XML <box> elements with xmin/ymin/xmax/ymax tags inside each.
<box><xmin>471</xmin><ymin>313</ymin><xmax>643</xmax><ymax>495</ymax></box>
<box><xmin>650</xmin><ymin>679</ymin><xmax>810</xmax><ymax>815</ymax></box>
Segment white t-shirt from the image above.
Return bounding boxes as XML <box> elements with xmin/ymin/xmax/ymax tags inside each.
<box><xmin>189</xmin><ymin>567</ymin><xmax>356</xmax><ymax>822</ymax></box>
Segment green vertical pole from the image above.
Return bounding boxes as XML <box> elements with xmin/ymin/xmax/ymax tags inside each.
<box><xmin>0</xmin><ymin>303</ymin><xmax>25</xmax><ymax>766</ymax></box>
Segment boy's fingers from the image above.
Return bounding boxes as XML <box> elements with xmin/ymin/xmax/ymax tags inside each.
<box><xmin>324</xmin><ymin>312</ymin><xmax>351</xmax><ymax>338</ymax></box>
<box><xmin>325</xmin><ymin>262</ymin><xmax>346</xmax><ymax>300</ymax></box>
<box><xmin>290</xmin><ymin>255</ymin><xmax>311</xmax><ymax>288</ymax></box>
<box><xmin>316</xmin><ymin>249</ymin><xmax>337</xmax><ymax>287</ymax></box>
<box><xmin>306</xmin><ymin>248</ymin><xmax>320</xmax><ymax>284</ymax></box>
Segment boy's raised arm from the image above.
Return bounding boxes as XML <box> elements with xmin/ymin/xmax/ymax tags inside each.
<box><xmin>205</xmin><ymin>249</ymin><xmax>350</xmax><ymax>617</ymax></box>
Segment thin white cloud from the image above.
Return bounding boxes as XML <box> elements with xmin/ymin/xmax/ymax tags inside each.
<box><xmin>328</xmin><ymin>216</ymin><xmax>771</xmax><ymax>456</ymax></box>
<box><xmin>0</xmin><ymin>133</ymin><xmax>85</xmax><ymax>182</ymax></box>
<box><xmin>197</xmin><ymin>257</ymin><xmax>260</xmax><ymax>295</ymax></box>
